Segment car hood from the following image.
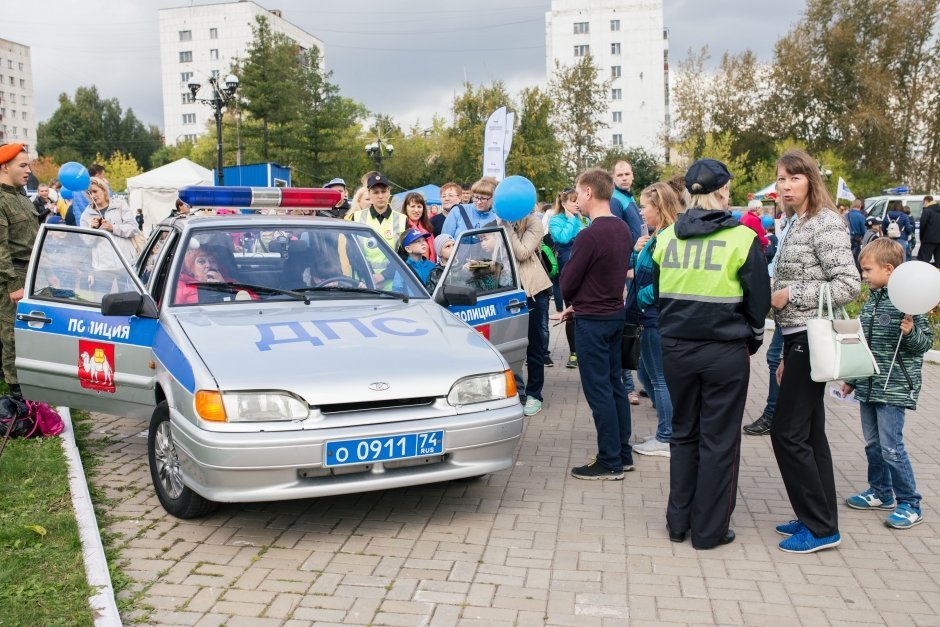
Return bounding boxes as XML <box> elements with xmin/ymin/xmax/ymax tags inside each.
<box><xmin>173</xmin><ymin>300</ymin><xmax>504</xmax><ymax>405</ymax></box>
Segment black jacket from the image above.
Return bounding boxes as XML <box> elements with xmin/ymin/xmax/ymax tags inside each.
<box><xmin>653</xmin><ymin>209</ymin><xmax>771</xmax><ymax>354</ymax></box>
<box><xmin>920</xmin><ymin>202</ymin><xmax>940</xmax><ymax>243</ymax></box>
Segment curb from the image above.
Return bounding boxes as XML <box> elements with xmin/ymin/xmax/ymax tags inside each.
<box><xmin>59</xmin><ymin>407</ymin><xmax>122</xmax><ymax>627</ymax></box>
<box><xmin>765</xmin><ymin>320</ymin><xmax>940</xmax><ymax>364</ymax></box>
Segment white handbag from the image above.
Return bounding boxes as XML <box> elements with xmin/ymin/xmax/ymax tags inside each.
<box><xmin>807</xmin><ymin>284</ymin><xmax>880</xmax><ymax>383</ymax></box>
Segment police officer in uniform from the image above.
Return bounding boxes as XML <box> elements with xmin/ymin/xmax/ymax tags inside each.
<box><xmin>652</xmin><ymin>158</ymin><xmax>770</xmax><ymax>549</ymax></box>
<box><xmin>349</xmin><ymin>173</ymin><xmax>406</xmax><ymax>287</ymax></box>
<box><xmin>0</xmin><ymin>144</ymin><xmax>40</xmax><ymax>399</ymax></box>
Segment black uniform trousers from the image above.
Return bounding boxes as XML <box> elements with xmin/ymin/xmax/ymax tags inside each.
<box><xmin>770</xmin><ymin>331</ymin><xmax>839</xmax><ymax>538</ymax></box>
<box><xmin>662</xmin><ymin>337</ymin><xmax>750</xmax><ymax>549</ymax></box>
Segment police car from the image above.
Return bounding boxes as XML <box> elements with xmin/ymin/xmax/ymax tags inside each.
<box><xmin>15</xmin><ymin>186</ymin><xmax>527</xmax><ymax>518</ymax></box>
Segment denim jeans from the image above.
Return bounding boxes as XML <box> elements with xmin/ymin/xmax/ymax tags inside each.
<box><xmin>575</xmin><ymin>317</ymin><xmax>632</xmax><ymax>470</ymax></box>
<box><xmin>639</xmin><ymin>327</ymin><xmax>673</xmax><ymax>442</ymax></box>
<box><xmin>761</xmin><ymin>327</ymin><xmax>784</xmax><ymax>420</ymax></box>
<box><xmin>551</xmin><ymin>248</ymin><xmax>571</xmax><ymax>312</ymax></box>
<box><xmin>859</xmin><ymin>402</ymin><xmax>921</xmax><ymax>509</ymax></box>
<box><xmin>517</xmin><ymin>289</ymin><xmax>549</xmax><ymax>401</ymax></box>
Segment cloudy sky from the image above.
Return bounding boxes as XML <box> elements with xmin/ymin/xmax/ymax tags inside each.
<box><xmin>4</xmin><ymin>0</ymin><xmax>806</xmax><ymax>133</ymax></box>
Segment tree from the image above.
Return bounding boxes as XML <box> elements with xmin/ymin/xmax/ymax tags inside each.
<box><xmin>549</xmin><ymin>56</ymin><xmax>611</xmax><ymax>176</ymax></box>
<box><xmin>37</xmin><ymin>86</ymin><xmax>162</xmax><ymax>168</ymax></box>
<box><xmin>290</xmin><ymin>46</ymin><xmax>368</xmax><ymax>186</ymax></box>
<box><xmin>29</xmin><ymin>156</ymin><xmax>60</xmax><ymax>186</ymax></box>
<box><xmin>93</xmin><ymin>151</ymin><xmax>143</xmax><ymax>192</ymax></box>
<box><xmin>444</xmin><ymin>81</ymin><xmax>512</xmax><ymax>183</ymax></box>
<box><xmin>234</xmin><ymin>15</ymin><xmax>304</xmax><ymax>161</ymax></box>
<box><xmin>766</xmin><ymin>0</ymin><xmax>940</xmax><ymax>185</ymax></box>
<box><xmin>506</xmin><ymin>87</ymin><xmax>567</xmax><ymax>197</ymax></box>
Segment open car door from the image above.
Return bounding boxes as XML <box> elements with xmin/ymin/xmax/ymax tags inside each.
<box><xmin>431</xmin><ymin>226</ymin><xmax>529</xmax><ymax>375</ymax></box>
<box><xmin>14</xmin><ymin>224</ymin><xmax>160</xmax><ymax>418</ymax></box>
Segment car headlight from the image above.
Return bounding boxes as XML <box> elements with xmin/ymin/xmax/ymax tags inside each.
<box><xmin>447</xmin><ymin>370</ymin><xmax>517</xmax><ymax>406</ymax></box>
<box><xmin>194</xmin><ymin>391</ymin><xmax>309</xmax><ymax>423</ymax></box>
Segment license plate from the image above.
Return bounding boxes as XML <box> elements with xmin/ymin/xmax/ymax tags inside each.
<box><xmin>324</xmin><ymin>430</ymin><xmax>444</xmax><ymax>467</ymax></box>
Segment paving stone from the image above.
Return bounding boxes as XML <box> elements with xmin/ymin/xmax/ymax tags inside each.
<box><xmin>84</xmin><ymin>342</ymin><xmax>939</xmax><ymax>626</ymax></box>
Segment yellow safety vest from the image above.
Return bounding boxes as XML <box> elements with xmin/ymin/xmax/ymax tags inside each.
<box><xmin>652</xmin><ymin>223</ymin><xmax>755</xmax><ymax>304</ymax></box>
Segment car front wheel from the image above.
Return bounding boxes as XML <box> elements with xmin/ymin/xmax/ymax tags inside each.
<box><xmin>148</xmin><ymin>401</ymin><xmax>217</xmax><ymax>519</ymax></box>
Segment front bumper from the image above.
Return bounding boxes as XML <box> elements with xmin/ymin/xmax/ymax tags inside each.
<box><xmin>169</xmin><ymin>403</ymin><xmax>523</xmax><ymax>503</ymax></box>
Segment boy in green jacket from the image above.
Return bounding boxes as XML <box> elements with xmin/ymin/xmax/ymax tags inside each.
<box><xmin>841</xmin><ymin>239</ymin><xmax>933</xmax><ymax>529</ymax></box>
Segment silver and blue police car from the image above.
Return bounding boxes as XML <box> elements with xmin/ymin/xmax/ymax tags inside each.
<box><xmin>15</xmin><ymin>186</ymin><xmax>528</xmax><ymax>518</ymax></box>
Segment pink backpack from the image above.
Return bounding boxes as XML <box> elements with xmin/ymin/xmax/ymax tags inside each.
<box><xmin>28</xmin><ymin>401</ymin><xmax>65</xmax><ymax>437</ymax></box>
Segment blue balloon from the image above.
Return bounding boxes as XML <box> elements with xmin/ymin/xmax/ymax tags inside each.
<box><xmin>59</xmin><ymin>161</ymin><xmax>90</xmax><ymax>191</ymax></box>
<box><xmin>493</xmin><ymin>175</ymin><xmax>536</xmax><ymax>222</ymax></box>
<box><xmin>761</xmin><ymin>214</ymin><xmax>775</xmax><ymax>229</ymax></box>
<box><xmin>60</xmin><ymin>187</ymin><xmax>74</xmax><ymax>200</ymax></box>
<box><xmin>731</xmin><ymin>210</ymin><xmax>742</xmax><ymax>220</ymax></box>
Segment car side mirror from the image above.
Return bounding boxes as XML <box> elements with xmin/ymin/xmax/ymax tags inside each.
<box><xmin>101</xmin><ymin>291</ymin><xmax>159</xmax><ymax>318</ymax></box>
<box><xmin>436</xmin><ymin>285</ymin><xmax>477</xmax><ymax>307</ymax></box>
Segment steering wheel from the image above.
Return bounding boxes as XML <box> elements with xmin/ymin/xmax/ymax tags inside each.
<box><xmin>311</xmin><ymin>276</ymin><xmax>361</xmax><ymax>288</ymax></box>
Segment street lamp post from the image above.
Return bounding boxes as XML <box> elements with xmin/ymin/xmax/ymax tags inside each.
<box><xmin>188</xmin><ymin>74</ymin><xmax>239</xmax><ymax>186</ymax></box>
<box><xmin>364</xmin><ymin>140</ymin><xmax>394</xmax><ymax>171</ymax></box>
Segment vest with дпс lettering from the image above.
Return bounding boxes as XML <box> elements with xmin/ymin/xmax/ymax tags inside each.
<box><xmin>652</xmin><ymin>221</ymin><xmax>759</xmax><ymax>343</ymax></box>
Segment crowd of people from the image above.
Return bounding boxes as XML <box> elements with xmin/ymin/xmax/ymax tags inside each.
<box><xmin>1</xmin><ymin>140</ymin><xmax>936</xmax><ymax>556</ymax></box>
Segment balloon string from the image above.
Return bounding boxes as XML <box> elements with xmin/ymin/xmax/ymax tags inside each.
<box><xmin>883</xmin><ymin>332</ymin><xmax>904</xmax><ymax>392</ymax></box>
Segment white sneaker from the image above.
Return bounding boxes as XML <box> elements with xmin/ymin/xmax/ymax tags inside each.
<box><xmin>633</xmin><ymin>438</ymin><xmax>670</xmax><ymax>457</ymax></box>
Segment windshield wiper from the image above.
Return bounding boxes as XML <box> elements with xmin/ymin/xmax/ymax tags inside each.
<box><xmin>185</xmin><ymin>281</ymin><xmax>312</xmax><ymax>305</ymax></box>
<box><xmin>293</xmin><ymin>285</ymin><xmax>409</xmax><ymax>303</ymax></box>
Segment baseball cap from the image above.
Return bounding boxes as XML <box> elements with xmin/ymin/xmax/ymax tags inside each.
<box><xmin>402</xmin><ymin>228</ymin><xmax>431</xmax><ymax>247</ymax></box>
<box><xmin>685</xmin><ymin>158</ymin><xmax>733</xmax><ymax>195</ymax></box>
<box><xmin>324</xmin><ymin>177</ymin><xmax>346</xmax><ymax>189</ymax></box>
<box><xmin>366</xmin><ymin>173</ymin><xmax>390</xmax><ymax>189</ymax></box>
<box><xmin>865</xmin><ymin>216</ymin><xmax>880</xmax><ymax>226</ymax></box>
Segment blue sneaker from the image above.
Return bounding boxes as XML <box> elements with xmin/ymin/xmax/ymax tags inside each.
<box><xmin>778</xmin><ymin>527</ymin><xmax>841</xmax><ymax>554</ymax></box>
<box><xmin>775</xmin><ymin>520</ymin><xmax>806</xmax><ymax>536</ymax></box>
<box><xmin>885</xmin><ymin>504</ymin><xmax>924</xmax><ymax>529</ymax></box>
<box><xmin>845</xmin><ymin>489</ymin><xmax>895</xmax><ymax>511</ymax></box>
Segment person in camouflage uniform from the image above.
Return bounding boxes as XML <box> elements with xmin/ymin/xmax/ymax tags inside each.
<box><xmin>0</xmin><ymin>143</ymin><xmax>40</xmax><ymax>398</ymax></box>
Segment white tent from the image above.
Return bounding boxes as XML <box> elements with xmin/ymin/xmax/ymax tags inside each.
<box><xmin>126</xmin><ymin>158</ymin><xmax>213</xmax><ymax>233</ymax></box>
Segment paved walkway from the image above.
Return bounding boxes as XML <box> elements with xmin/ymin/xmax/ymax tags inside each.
<box><xmin>87</xmin><ymin>329</ymin><xmax>940</xmax><ymax>626</ymax></box>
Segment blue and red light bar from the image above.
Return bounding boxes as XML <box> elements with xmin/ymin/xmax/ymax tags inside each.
<box><xmin>178</xmin><ymin>186</ymin><xmax>341</xmax><ymax>209</ymax></box>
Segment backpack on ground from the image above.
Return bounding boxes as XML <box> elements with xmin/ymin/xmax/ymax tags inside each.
<box><xmin>887</xmin><ymin>215</ymin><xmax>902</xmax><ymax>239</ymax></box>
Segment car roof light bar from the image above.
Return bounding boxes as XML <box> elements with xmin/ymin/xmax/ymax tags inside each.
<box><xmin>178</xmin><ymin>186</ymin><xmax>341</xmax><ymax>210</ymax></box>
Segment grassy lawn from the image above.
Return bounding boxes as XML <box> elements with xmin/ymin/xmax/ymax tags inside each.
<box><xmin>0</xmin><ymin>394</ymin><xmax>95</xmax><ymax>625</ymax></box>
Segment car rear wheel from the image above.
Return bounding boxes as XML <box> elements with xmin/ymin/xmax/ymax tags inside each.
<box><xmin>148</xmin><ymin>401</ymin><xmax>217</xmax><ymax>519</ymax></box>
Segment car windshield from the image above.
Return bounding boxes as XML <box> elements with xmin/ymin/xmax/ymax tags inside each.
<box><xmin>170</xmin><ymin>225</ymin><xmax>427</xmax><ymax>306</ymax></box>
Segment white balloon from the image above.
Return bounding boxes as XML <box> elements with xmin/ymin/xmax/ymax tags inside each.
<box><xmin>887</xmin><ymin>260</ymin><xmax>940</xmax><ymax>315</ymax></box>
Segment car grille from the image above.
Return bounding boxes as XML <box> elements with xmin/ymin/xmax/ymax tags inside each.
<box><xmin>317</xmin><ymin>396</ymin><xmax>436</xmax><ymax>414</ymax></box>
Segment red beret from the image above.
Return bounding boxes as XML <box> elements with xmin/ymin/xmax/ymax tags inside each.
<box><xmin>0</xmin><ymin>143</ymin><xmax>26</xmax><ymax>165</ymax></box>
